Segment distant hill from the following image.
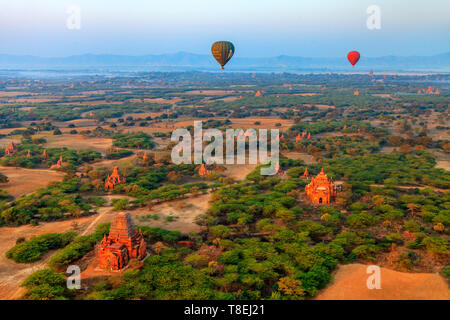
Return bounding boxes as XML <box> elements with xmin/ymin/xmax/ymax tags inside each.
<box><xmin>0</xmin><ymin>51</ymin><xmax>449</xmax><ymax>72</ymax></box>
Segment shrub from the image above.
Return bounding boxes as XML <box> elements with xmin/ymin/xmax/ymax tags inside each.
<box><xmin>6</xmin><ymin>232</ymin><xmax>76</xmax><ymax>263</ymax></box>
<box><xmin>346</xmin><ymin>213</ymin><xmax>378</xmax><ymax>229</ymax></box>
<box><xmin>47</xmin><ymin>223</ymin><xmax>110</xmax><ymax>270</ymax></box>
<box><xmin>21</xmin><ymin>269</ymin><xmax>74</xmax><ymax>300</ymax></box>
<box><xmin>352</xmin><ymin>244</ymin><xmax>380</xmax><ymax>260</ymax></box>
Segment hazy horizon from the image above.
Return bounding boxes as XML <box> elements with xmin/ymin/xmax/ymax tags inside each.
<box><xmin>0</xmin><ymin>0</ymin><xmax>449</xmax><ymax>58</ymax></box>
<box><xmin>1</xmin><ymin>50</ymin><xmax>449</xmax><ymax>59</ymax></box>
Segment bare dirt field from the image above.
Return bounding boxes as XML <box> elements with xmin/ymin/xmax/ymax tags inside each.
<box><xmin>56</xmin><ymin>118</ymin><xmax>98</xmax><ymax>128</ymax></box>
<box><xmin>282</xmin><ymin>152</ymin><xmax>317</xmax><ymax>164</ymax></box>
<box><xmin>60</xmin><ymin>100</ymin><xmax>124</xmax><ymax>106</ymax></box>
<box><xmin>228</xmin><ymin>117</ymin><xmax>294</xmax><ymax>130</ymax></box>
<box><xmin>129</xmin><ymin>98</ymin><xmax>182</xmax><ymax>104</ymax></box>
<box><xmin>372</xmin><ymin>93</ymin><xmax>393</xmax><ymax>98</ymax></box>
<box><xmin>88</xmin><ymin>154</ymin><xmax>136</xmax><ymax>169</ymax></box>
<box><xmin>132</xmin><ymin>193</ymin><xmax>210</xmax><ymax>234</ymax></box>
<box><xmin>183</xmin><ymin>90</ymin><xmax>237</xmax><ymax>95</ymax></box>
<box><xmin>379</xmin><ymin>146</ymin><xmax>395</xmax><ymax>154</ymax></box>
<box><xmin>0</xmin><ymin>91</ymin><xmax>39</xmax><ymax>97</ymax></box>
<box><xmin>315</xmin><ymin>263</ymin><xmax>449</xmax><ymax>300</ymax></box>
<box><xmin>0</xmin><ymin>137</ymin><xmax>22</xmax><ymax>148</ymax></box>
<box><xmin>0</xmin><ymin>128</ymin><xmax>26</xmax><ymax>135</ymax></box>
<box><xmin>314</xmin><ymin>131</ymin><xmax>359</xmax><ymax>138</ymax></box>
<box><xmin>305</xmin><ymin>104</ymin><xmax>335</xmax><ymax>109</ymax></box>
<box><xmin>0</xmin><ymin>166</ymin><xmax>65</xmax><ymax>198</ymax></box>
<box><xmin>0</xmin><ymin>215</ymin><xmax>99</xmax><ymax>300</ymax></box>
<box><xmin>41</xmin><ymin>134</ymin><xmax>113</xmax><ymax>155</ymax></box>
<box><xmin>222</xmin><ymin>163</ymin><xmax>258</xmax><ymax>181</ymax></box>
<box><xmin>292</xmin><ymin>93</ymin><xmax>320</xmax><ymax>96</ymax></box>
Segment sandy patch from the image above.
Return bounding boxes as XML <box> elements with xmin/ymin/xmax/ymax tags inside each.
<box><xmin>0</xmin><ymin>91</ymin><xmax>39</xmax><ymax>97</ymax></box>
<box><xmin>129</xmin><ymin>98</ymin><xmax>181</xmax><ymax>104</ymax></box>
<box><xmin>183</xmin><ymin>90</ymin><xmax>236</xmax><ymax>95</ymax></box>
<box><xmin>0</xmin><ymin>166</ymin><xmax>65</xmax><ymax>198</ymax></box>
<box><xmin>133</xmin><ymin>193</ymin><xmax>210</xmax><ymax>234</ymax></box>
<box><xmin>372</xmin><ymin>93</ymin><xmax>393</xmax><ymax>98</ymax></box>
<box><xmin>380</xmin><ymin>146</ymin><xmax>395</xmax><ymax>154</ymax></box>
<box><xmin>0</xmin><ymin>128</ymin><xmax>26</xmax><ymax>135</ymax></box>
<box><xmin>292</xmin><ymin>93</ymin><xmax>320</xmax><ymax>96</ymax></box>
<box><xmin>305</xmin><ymin>104</ymin><xmax>335</xmax><ymax>109</ymax></box>
<box><xmin>88</xmin><ymin>155</ymin><xmax>136</xmax><ymax>169</ymax></box>
<box><xmin>0</xmin><ymin>215</ymin><xmax>100</xmax><ymax>300</ymax></box>
<box><xmin>282</xmin><ymin>152</ymin><xmax>317</xmax><ymax>164</ymax></box>
<box><xmin>222</xmin><ymin>163</ymin><xmax>258</xmax><ymax>181</ymax></box>
<box><xmin>0</xmin><ymin>137</ymin><xmax>22</xmax><ymax>148</ymax></box>
<box><xmin>42</xmin><ymin>134</ymin><xmax>112</xmax><ymax>156</ymax></box>
<box><xmin>315</xmin><ymin>263</ymin><xmax>449</xmax><ymax>300</ymax></box>
<box><xmin>228</xmin><ymin>117</ymin><xmax>294</xmax><ymax>130</ymax></box>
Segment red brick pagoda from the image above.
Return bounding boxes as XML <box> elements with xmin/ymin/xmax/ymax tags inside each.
<box><xmin>98</xmin><ymin>212</ymin><xmax>147</xmax><ymax>271</ymax></box>
<box><xmin>198</xmin><ymin>164</ymin><xmax>212</xmax><ymax>177</ymax></box>
<box><xmin>104</xmin><ymin>167</ymin><xmax>126</xmax><ymax>191</ymax></box>
<box><xmin>50</xmin><ymin>156</ymin><xmax>67</xmax><ymax>169</ymax></box>
<box><xmin>4</xmin><ymin>141</ymin><xmax>17</xmax><ymax>156</ymax></box>
<box><xmin>305</xmin><ymin>168</ymin><xmax>338</xmax><ymax>205</ymax></box>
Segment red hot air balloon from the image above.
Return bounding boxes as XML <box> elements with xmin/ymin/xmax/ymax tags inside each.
<box><xmin>347</xmin><ymin>51</ymin><xmax>360</xmax><ymax>67</ymax></box>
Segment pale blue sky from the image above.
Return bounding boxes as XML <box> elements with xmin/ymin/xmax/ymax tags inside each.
<box><xmin>0</xmin><ymin>0</ymin><xmax>449</xmax><ymax>57</ymax></box>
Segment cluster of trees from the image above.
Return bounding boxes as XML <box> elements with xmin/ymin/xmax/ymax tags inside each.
<box><xmin>0</xmin><ymin>143</ymin><xmax>101</xmax><ymax>169</ymax></box>
<box><xmin>47</xmin><ymin>223</ymin><xmax>110</xmax><ymax>270</ymax></box>
<box><xmin>1</xmin><ymin>100</ymin><xmax>170</xmax><ymax>124</ymax></box>
<box><xmin>322</xmin><ymin>151</ymin><xmax>450</xmax><ymax>189</ymax></box>
<box><xmin>21</xmin><ymin>269</ymin><xmax>75</xmax><ymax>300</ymax></box>
<box><xmin>0</xmin><ymin>177</ymin><xmax>96</xmax><ymax>226</ymax></box>
<box><xmin>105</xmin><ymin>149</ymin><xmax>133</xmax><ymax>160</ymax></box>
<box><xmin>282</xmin><ymin>135</ymin><xmax>381</xmax><ymax>159</ymax></box>
<box><xmin>289</xmin><ymin>120</ymin><xmax>386</xmax><ymax>136</ymax></box>
<box><xmin>112</xmin><ymin>132</ymin><xmax>156</xmax><ymax>149</ymax></box>
<box><xmin>6</xmin><ymin>232</ymin><xmax>76</xmax><ymax>263</ymax></box>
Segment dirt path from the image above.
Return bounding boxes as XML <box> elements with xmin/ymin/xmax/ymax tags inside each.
<box><xmin>0</xmin><ymin>191</ymin><xmax>211</xmax><ymax>299</ymax></box>
<box><xmin>315</xmin><ymin>263</ymin><xmax>449</xmax><ymax>300</ymax></box>
<box><xmin>80</xmin><ymin>207</ymin><xmax>111</xmax><ymax>236</ymax></box>
<box><xmin>0</xmin><ymin>216</ymin><xmax>99</xmax><ymax>300</ymax></box>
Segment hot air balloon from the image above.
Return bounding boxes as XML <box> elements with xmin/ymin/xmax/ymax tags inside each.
<box><xmin>211</xmin><ymin>41</ymin><xmax>235</xmax><ymax>69</ymax></box>
<box><xmin>347</xmin><ymin>51</ymin><xmax>360</xmax><ymax>67</ymax></box>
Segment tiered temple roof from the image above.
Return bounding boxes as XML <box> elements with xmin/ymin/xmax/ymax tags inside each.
<box><xmin>198</xmin><ymin>164</ymin><xmax>212</xmax><ymax>177</ymax></box>
<box><xmin>305</xmin><ymin>168</ymin><xmax>337</xmax><ymax>205</ymax></box>
<box><xmin>98</xmin><ymin>212</ymin><xmax>147</xmax><ymax>271</ymax></box>
<box><xmin>50</xmin><ymin>156</ymin><xmax>67</xmax><ymax>169</ymax></box>
<box><xmin>105</xmin><ymin>167</ymin><xmax>126</xmax><ymax>191</ymax></box>
<box><xmin>4</xmin><ymin>141</ymin><xmax>17</xmax><ymax>156</ymax></box>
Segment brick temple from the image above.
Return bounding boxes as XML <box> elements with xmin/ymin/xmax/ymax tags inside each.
<box><xmin>198</xmin><ymin>164</ymin><xmax>212</xmax><ymax>177</ymax></box>
<box><xmin>305</xmin><ymin>168</ymin><xmax>338</xmax><ymax>205</ymax></box>
<box><xmin>50</xmin><ymin>156</ymin><xmax>67</xmax><ymax>169</ymax></box>
<box><xmin>104</xmin><ymin>167</ymin><xmax>126</xmax><ymax>191</ymax></box>
<box><xmin>98</xmin><ymin>212</ymin><xmax>147</xmax><ymax>271</ymax></box>
<box><xmin>4</xmin><ymin>141</ymin><xmax>17</xmax><ymax>156</ymax></box>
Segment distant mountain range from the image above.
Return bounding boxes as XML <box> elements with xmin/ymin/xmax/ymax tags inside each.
<box><xmin>1</xmin><ymin>52</ymin><xmax>449</xmax><ymax>72</ymax></box>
